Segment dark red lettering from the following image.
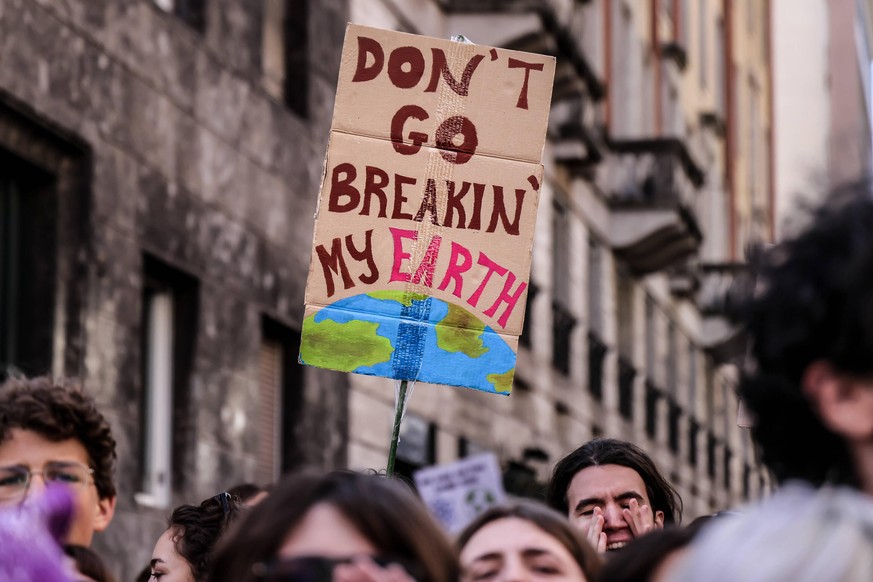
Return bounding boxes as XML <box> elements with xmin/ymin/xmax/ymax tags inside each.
<box><xmin>390</xmin><ymin>105</ymin><xmax>430</xmax><ymax>156</ymax></box>
<box><xmin>352</xmin><ymin>37</ymin><xmax>384</xmax><ymax>83</ymax></box>
<box><xmin>425</xmin><ymin>49</ymin><xmax>485</xmax><ymax>96</ymax></box>
<box><xmin>486</xmin><ymin>186</ymin><xmax>526</xmax><ymax>236</ymax></box>
<box><xmin>435</xmin><ymin>116</ymin><xmax>478</xmax><ymax>164</ymax></box>
<box><xmin>508</xmin><ymin>58</ymin><xmax>545</xmax><ymax>109</ymax></box>
<box><xmin>468</xmin><ymin>182</ymin><xmax>485</xmax><ymax>230</ymax></box>
<box><xmin>443</xmin><ymin>180</ymin><xmax>469</xmax><ymax>229</ymax></box>
<box><xmin>414</xmin><ymin>179</ymin><xmax>440</xmax><ymax>225</ymax></box>
<box><xmin>328</xmin><ymin>163</ymin><xmax>360</xmax><ymax>213</ymax></box>
<box><xmin>346</xmin><ymin>230</ymin><xmax>379</xmax><ymax>285</ymax></box>
<box><xmin>387</xmin><ymin>46</ymin><xmax>425</xmax><ymax>89</ymax></box>
<box><xmin>316</xmin><ymin>237</ymin><xmax>354</xmax><ymax>298</ymax></box>
<box><xmin>362</xmin><ymin>166</ymin><xmax>389</xmax><ymax>217</ymax></box>
<box><xmin>393</xmin><ymin>174</ymin><xmax>416</xmax><ymax>220</ymax></box>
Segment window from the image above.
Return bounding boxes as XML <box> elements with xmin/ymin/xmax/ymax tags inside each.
<box><xmin>666</xmin><ymin>322</ymin><xmax>677</xmax><ymax>393</ymax></box>
<box><xmin>588</xmin><ymin>237</ymin><xmax>603</xmax><ymax>335</ymax></box>
<box><xmin>137</xmin><ymin>255</ymin><xmax>198</xmax><ymax>508</ymax></box>
<box><xmin>645</xmin><ymin>380</ymin><xmax>661</xmax><ymax>439</ymax></box>
<box><xmin>258</xmin><ymin>318</ymin><xmax>305</xmax><ymax>483</ymax></box>
<box><xmin>707</xmin><ymin>432</ymin><xmax>718</xmax><ymax>480</ymax></box>
<box><xmin>688</xmin><ymin>417</ymin><xmax>699</xmax><ymax>467</ymax></box>
<box><xmin>552</xmin><ymin>301</ymin><xmax>576</xmax><ymax>375</ymax></box>
<box><xmin>519</xmin><ymin>282</ymin><xmax>538</xmax><ymax>348</ymax></box>
<box><xmin>618</xmin><ymin>357</ymin><xmax>636</xmax><ymax>420</ymax></box>
<box><xmin>552</xmin><ymin>201</ymin><xmax>575</xmax><ymax>374</ymax></box>
<box><xmin>723</xmin><ymin>446</ymin><xmax>733</xmax><ymax>489</ymax></box>
<box><xmin>284</xmin><ymin>0</ymin><xmax>309</xmax><ymax>117</ymax></box>
<box><xmin>645</xmin><ymin>296</ymin><xmax>657</xmax><ymax>378</ymax></box>
<box><xmin>588</xmin><ymin>331</ymin><xmax>607</xmax><ymax>400</ymax></box>
<box><xmin>395</xmin><ymin>414</ymin><xmax>435</xmax><ymax>483</ymax></box>
<box><xmin>668</xmin><ymin>398</ymin><xmax>681</xmax><ymax>453</ymax></box>
<box><xmin>0</xmin><ymin>154</ymin><xmax>56</xmax><ymax>380</ymax></box>
<box><xmin>154</xmin><ymin>0</ymin><xmax>206</xmax><ymax>32</ymax></box>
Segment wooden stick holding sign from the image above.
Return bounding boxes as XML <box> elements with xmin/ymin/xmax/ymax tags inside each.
<box><xmin>298</xmin><ymin>24</ymin><xmax>554</xmax><ymax>471</ymax></box>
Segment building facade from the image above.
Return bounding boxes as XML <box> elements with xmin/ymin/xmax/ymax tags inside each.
<box><xmin>0</xmin><ymin>0</ymin><xmax>774</xmax><ymax>578</ymax></box>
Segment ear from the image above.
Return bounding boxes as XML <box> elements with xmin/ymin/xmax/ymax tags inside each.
<box><xmin>654</xmin><ymin>510</ymin><xmax>665</xmax><ymax>528</ymax></box>
<box><xmin>93</xmin><ymin>495</ymin><xmax>116</xmax><ymax>533</ymax></box>
<box><xmin>803</xmin><ymin>360</ymin><xmax>873</xmax><ymax>441</ymax></box>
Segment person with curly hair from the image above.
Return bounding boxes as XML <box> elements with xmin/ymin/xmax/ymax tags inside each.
<box><xmin>547</xmin><ymin>438</ymin><xmax>682</xmax><ymax>553</ymax></box>
<box><xmin>732</xmin><ymin>182</ymin><xmax>873</xmax><ymax>493</ymax></box>
<box><xmin>0</xmin><ymin>375</ymin><xmax>117</xmax><ymax>546</ymax></box>
<box><xmin>149</xmin><ymin>492</ymin><xmax>242</xmax><ymax>581</ymax></box>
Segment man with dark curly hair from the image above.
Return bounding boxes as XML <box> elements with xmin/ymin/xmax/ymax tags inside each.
<box><xmin>733</xmin><ymin>183</ymin><xmax>873</xmax><ymax>495</ymax></box>
<box><xmin>0</xmin><ymin>375</ymin><xmax>117</xmax><ymax>546</ymax></box>
<box><xmin>547</xmin><ymin>438</ymin><xmax>682</xmax><ymax>553</ymax></box>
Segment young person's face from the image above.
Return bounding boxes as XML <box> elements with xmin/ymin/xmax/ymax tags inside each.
<box><xmin>150</xmin><ymin>529</ymin><xmax>195</xmax><ymax>582</ymax></box>
<box><xmin>566</xmin><ymin>464</ymin><xmax>664</xmax><ymax>552</ymax></box>
<box><xmin>460</xmin><ymin>517</ymin><xmax>588</xmax><ymax>582</ymax></box>
<box><xmin>0</xmin><ymin>429</ymin><xmax>115</xmax><ymax>546</ymax></box>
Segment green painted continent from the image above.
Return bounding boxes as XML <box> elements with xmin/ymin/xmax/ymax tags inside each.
<box><xmin>367</xmin><ymin>290</ymin><xmax>429</xmax><ymax>307</ymax></box>
<box><xmin>487</xmin><ymin>368</ymin><xmax>515</xmax><ymax>394</ymax></box>
<box><xmin>301</xmin><ymin>315</ymin><xmax>393</xmax><ymax>372</ymax></box>
<box><xmin>436</xmin><ymin>302</ymin><xmax>489</xmax><ymax>358</ymax></box>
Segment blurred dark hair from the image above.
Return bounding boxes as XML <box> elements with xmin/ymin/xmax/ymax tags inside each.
<box><xmin>595</xmin><ymin>525</ymin><xmax>697</xmax><ymax>582</ymax></box>
<box><xmin>227</xmin><ymin>482</ymin><xmax>267</xmax><ymax>504</ymax></box>
<box><xmin>208</xmin><ymin>471</ymin><xmax>458</xmax><ymax>582</ymax></box>
<box><xmin>63</xmin><ymin>544</ymin><xmax>117</xmax><ymax>582</ymax></box>
<box><xmin>731</xmin><ymin>182</ymin><xmax>873</xmax><ymax>487</ymax></box>
<box><xmin>168</xmin><ymin>492</ymin><xmax>243</xmax><ymax>581</ymax></box>
<box><xmin>547</xmin><ymin>438</ymin><xmax>682</xmax><ymax>524</ymax></box>
<box><xmin>456</xmin><ymin>501</ymin><xmax>602</xmax><ymax>580</ymax></box>
<box><xmin>0</xmin><ymin>376</ymin><xmax>117</xmax><ymax>499</ymax></box>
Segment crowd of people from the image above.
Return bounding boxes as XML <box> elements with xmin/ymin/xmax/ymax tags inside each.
<box><xmin>3</xmin><ymin>185</ymin><xmax>873</xmax><ymax>581</ymax></box>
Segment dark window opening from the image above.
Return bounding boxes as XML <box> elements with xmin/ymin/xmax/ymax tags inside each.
<box><xmin>645</xmin><ymin>380</ymin><xmax>661</xmax><ymax>439</ymax></box>
<box><xmin>552</xmin><ymin>302</ymin><xmax>576</xmax><ymax>375</ymax></box>
<box><xmin>140</xmin><ymin>255</ymin><xmax>199</xmax><ymax>495</ymax></box>
<box><xmin>284</xmin><ymin>0</ymin><xmax>309</xmax><ymax>117</ymax></box>
<box><xmin>743</xmin><ymin>463</ymin><xmax>751</xmax><ymax>499</ymax></box>
<box><xmin>688</xmin><ymin>418</ymin><xmax>699</xmax><ymax>467</ymax></box>
<box><xmin>260</xmin><ymin>317</ymin><xmax>305</xmax><ymax>479</ymax></box>
<box><xmin>519</xmin><ymin>282</ymin><xmax>538</xmax><ymax>348</ymax></box>
<box><xmin>707</xmin><ymin>432</ymin><xmax>717</xmax><ymax>479</ymax></box>
<box><xmin>395</xmin><ymin>415</ymin><xmax>436</xmax><ymax>486</ymax></box>
<box><xmin>668</xmin><ymin>399</ymin><xmax>682</xmax><ymax>453</ymax></box>
<box><xmin>588</xmin><ymin>331</ymin><xmax>607</xmax><ymax>400</ymax></box>
<box><xmin>723</xmin><ymin>447</ymin><xmax>733</xmax><ymax>489</ymax></box>
<box><xmin>174</xmin><ymin>0</ymin><xmax>206</xmax><ymax>32</ymax></box>
<box><xmin>0</xmin><ymin>152</ymin><xmax>57</xmax><ymax>380</ymax></box>
<box><xmin>618</xmin><ymin>357</ymin><xmax>636</xmax><ymax>420</ymax></box>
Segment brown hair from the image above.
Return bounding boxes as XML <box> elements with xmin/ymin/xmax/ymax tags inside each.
<box><xmin>456</xmin><ymin>501</ymin><xmax>602</xmax><ymax>581</ymax></box>
<box><xmin>167</xmin><ymin>493</ymin><xmax>244</xmax><ymax>581</ymax></box>
<box><xmin>0</xmin><ymin>376</ymin><xmax>117</xmax><ymax>499</ymax></box>
<box><xmin>209</xmin><ymin>471</ymin><xmax>458</xmax><ymax>582</ymax></box>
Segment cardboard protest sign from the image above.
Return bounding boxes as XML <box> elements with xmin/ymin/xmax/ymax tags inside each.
<box><xmin>300</xmin><ymin>24</ymin><xmax>555</xmax><ymax>394</ymax></box>
<box><xmin>413</xmin><ymin>453</ymin><xmax>507</xmax><ymax>533</ymax></box>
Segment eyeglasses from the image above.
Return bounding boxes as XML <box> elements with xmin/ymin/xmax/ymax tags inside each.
<box><xmin>251</xmin><ymin>556</ymin><xmax>424</xmax><ymax>582</ymax></box>
<box><xmin>0</xmin><ymin>461</ymin><xmax>95</xmax><ymax>501</ymax></box>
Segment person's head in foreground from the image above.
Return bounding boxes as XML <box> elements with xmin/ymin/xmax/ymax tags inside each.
<box><xmin>208</xmin><ymin>471</ymin><xmax>458</xmax><ymax>582</ymax></box>
<box><xmin>64</xmin><ymin>544</ymin><xmax>118</xmax><ymax>582</ymax></box>
<box><xmin>673</xmin><ymin>483</ymin><xmax>873</xmax><ymax>582</ymax></box>
<box><xmin>547</xmin><ymin>438</ymin><xmax>681</xmax><ymax>552</ymax></box>
<box><xmin>0</xmin><ymin>483</ymin><xmax>76</xmax><ymax>582</ymax></box>
<box><xmin>733</xmin><ymin>183</ymin><xmax>873</xmax><ymax>493</ymax></box>
<box><xmin>150</xmin><ymin>491</ymin><xmax>243</xmax><ymax>581</ymax></box>
<box><xmin>0</xmin><ymin>375</ymin><xmax>117</xmax><ymax>546</ymax></box>
<box><xmin>456</xmin><ymin>501</ymin><xmax>602</xmax><ymax>582</ymax></box>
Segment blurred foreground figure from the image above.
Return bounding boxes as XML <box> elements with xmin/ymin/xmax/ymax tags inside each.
<box><xmin>733</xmin><ymin>183</ymin><xmax>873</xmax><ymax>492</ymax></box>
<box><xmin>547</xmin><ymin>438</ymin><xmax>681</xmax><ymax>553</ymax></box>
<box><xmin>0</xmin><ymin>376</ymin><xmax>117</xmax><ymax>546</ymax></box>
<box><xmin>148</xmin><ymin>492</ymin><xmax>243</xmax><ymax>581</ymax></box>
<box><xmin>0</xmin><ymin>484</ymin><xmax>75</xmax><ymax>582</ymax></box>
<box><xmin>208</xmin><ymin>471</ymin><xmax>458</xmax><ymax>582</ymax></box>
<box><xmin>673</xmin><ymin>484</ymin><xmax>873</xmax><ymax>581</ymax></box>
<box><xmin>456</xmin><ymin>501</ymin><xmax>602</xmax><ymax>582</ymax></box>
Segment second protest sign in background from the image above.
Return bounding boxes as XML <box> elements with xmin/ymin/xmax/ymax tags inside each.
<box><xmin>300</xmin><ymin>24</ymin><xmax>555</xmax><ymax>394</ymax></box>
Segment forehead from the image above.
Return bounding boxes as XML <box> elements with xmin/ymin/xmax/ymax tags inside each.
<box><xmin>567</xmin><ymin>464</ymin><xmax>650</xmax><ymax>505</ymax></box>
<box><xmin>460</xmin><ymin>517</ymin><xmax>576</xmax><ymax>565</ymax></box>
<box><xmin>0</xmin><ymin>429</ymin><xmax>90</xmax><ymax>467</ymax></box>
